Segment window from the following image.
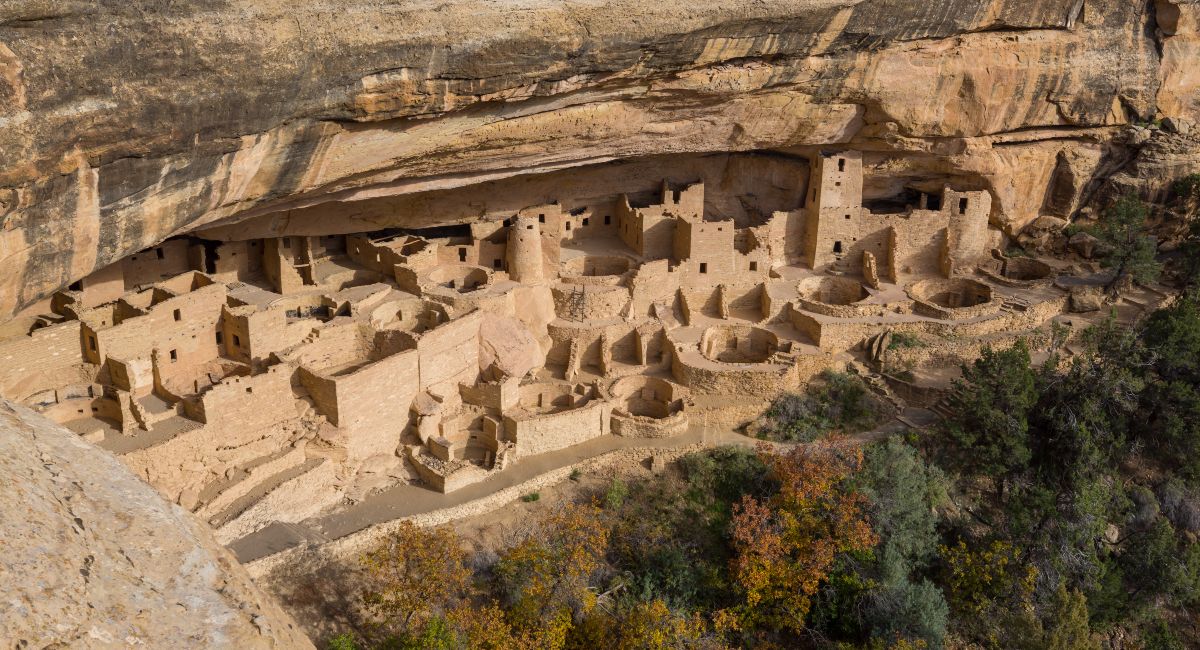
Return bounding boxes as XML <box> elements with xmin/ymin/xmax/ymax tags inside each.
<box><xmin>245</xmin><ymin>387</ymin><xmax>253</xmax><ymax>394</ymax></box>
<box><xmin>538</xmin><ymin>214</ymin><xmax>545</xmax><ymax>223</ymax></box>
<box><xmin>527</xmin><ymin>225</ymin><xmax>534</xmax><ymax>230</ymax></box>
<box><xmin>959</xmin><ymin>197</ymin><xmax>969</xmax><ymax>214</ymax></box>
<box><xmin>604</xmin><ymin>215</ymin><xmax>611</xmax><ymax>225</ymax></box>
<box><xmin>699</xmin><ymin>262</ymin><xmax>708</xmax><ymax>274</ymax></box>
<box><xmin>68</xmin><ymin>280</ymin><xmax>82</xmax><ymax>291</ymax></box>
<box><xmin>844</xmin><ymin>214</ymin><xmax>851</xmax><ymax>220</ymax></box>
<box><xmin>156</xmin><ymin>248</ymin><xmax>164</xmax><ymax>259</ymax></box>
<box><xmin>169</xmin><ymin>349</ymin><xmax>178</xmax><ymax>361</ymax></box>
<box><xmin>749</xmin><ymin>261</ymin><xmax>758</xmax><ymax>271</ymax></box>
<box><xmin>458</xmin><ymin>248</ymin><xmax>467</xmax><ymax>262</ymax></box>
<box><xmin>833</xmin><ymin>241</ymin><xmax>843</xmax><ymax>254</ymax></box>
<box><xmin>88</xmin><ymin>335</ymin><xmax>97</xmax><ymax>351</ymax></box>
<box><xmin>282</xmin><ymin>238</ymin><xmax>291</xmax><ymax>249</ymax></box>
<box><xmin>838</xmin><ymin>158</ymin><xmax>846</xmax><ymax>172</ymax></box>
<box><xmin>582</xmin><ymin>218</ymin><xmax>589</xmax><ymax>226</ymax></box>
<box><xmin>173</xmin><ymin>308</ymin><xmax>181</xmax><ymax>321</ymax></box>
<box><xmin>493</xmin><ymin>258</ymin><xmax>502</xmax><ymax>269</ymax></box>
<box><xmin>565</xmin><ymin>222</ymin><xmax>571</xmax><ymax>231</ymax></box>
<box><xmin>835</xmin><ymin>181</ymin><xmax>842</xmax><ymax>187</ymax></box>
<box><xmin>216</xmin><ymin>331</ymin><xmax>223</xmax><ymax>344</ymax></box>
<box><xmin>232</xmin><ymin>334</ymin><xmax>241</xmax><ymax>347</ymax></box>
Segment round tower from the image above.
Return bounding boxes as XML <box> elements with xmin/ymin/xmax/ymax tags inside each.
<box><xmin>506</xmin><ymin>215</ymin><xmax>544</xmax><ymax>282</ymax></box>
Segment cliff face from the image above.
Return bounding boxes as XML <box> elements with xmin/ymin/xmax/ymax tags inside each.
<box><xmin>0</xmin><ymin>399</ymin><xmax>314</xmax><ymax>648</ymax></box>
<box><xmin>0</xmin><ymin>0</ymin><xmax>1197</xmax><ymax>320</ymax></box>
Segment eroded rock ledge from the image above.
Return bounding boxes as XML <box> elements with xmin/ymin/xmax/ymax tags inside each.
<box><xmin>0</xmin><ymin>398</ymin><xmax>313</xmax><ymax>648</ymax></box>
<box><xmin>1</xmin><ymin>0</ymin><xmax>1198</xmax><ymax>320</ymax></box>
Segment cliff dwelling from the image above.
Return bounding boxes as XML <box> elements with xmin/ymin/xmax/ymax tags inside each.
<box><xmin>0</xmin><ymin>148</ymin><xmax>1096</xmax><ymax>550</ymax></box>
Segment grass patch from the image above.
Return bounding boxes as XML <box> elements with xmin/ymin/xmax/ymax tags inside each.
<box><xmin>888</xmin><ymin>332</ymin><xmax>926</xmax><ymax>350</ymax></box>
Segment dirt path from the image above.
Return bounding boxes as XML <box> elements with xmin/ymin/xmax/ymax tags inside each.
<box><xmin>232</xmin><ymin>410</ymin><xmax>927</xmax><ymax>567</ymax></box>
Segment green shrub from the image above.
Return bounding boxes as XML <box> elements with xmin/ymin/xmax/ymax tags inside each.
<box><xmin>604</xmin><ymin>478</ymin><xmax>628</xmax><ymax>510</ymax></box>
<box><xmin>521</xmin><ymin>492</ymin><xmax>540</xmax><ymax>503</ymax></box>
<box><xmin>758</xmin><ymin>370</ymin><xmax>879</xmax><ymax>442</ymax></box>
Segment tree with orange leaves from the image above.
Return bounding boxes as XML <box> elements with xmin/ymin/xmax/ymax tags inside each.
<box><xmin>494</xmin><ymin>501</ymin><xmax>610</xmax><ymax>648</ymax></box>
<box><xmin>727</xmin><ymin>443</ymin><xmax>877</xmax><ymax>636</ymax></box>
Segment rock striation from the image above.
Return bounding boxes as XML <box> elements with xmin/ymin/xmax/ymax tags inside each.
<box><xmin>0</xmin><ymin>398</ymin><xmax>314</xmax><ymax>648</ymax></box>
<box><xmin>0</xmin><ymin>0</ymin><xmax>1197</xmax><ymax>320</ymax></box>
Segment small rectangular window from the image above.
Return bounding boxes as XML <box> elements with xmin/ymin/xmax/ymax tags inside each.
<box><xmin>88</xmin><ymin>335</ymin><xmax>97</xmax><ymax>351</ymax></box>
<box><xmin>245</xmin><ymin>387</ymin><xmax>253</xmax><ymax>394</ymax></box>
<box><xmin>582</xmin><ymin>218</ymin><xmax>589</xmax><ymax>226</ymax></box>
<box><xmin>538</xmin><ymin>214</ymin><xmax>545</xmax><ymax>223</ymax></box>
<box><xmin>172</xmin><ymin>308</ymin><xmax>181</xmax><ymax>321</ymax></box>
<box><xmin>565</xmin><ymin>222</ymin><xmax>571</xmax><ymax>231</ymax></box>
<box><xmin>493</xmin><ymin>258</ymin><xmax>502</xmax><ymax>269</ymax></box>
<box><xmin>216</xmin><ymin>331</ymin><xmax>223</xmax><ymax>344</ymax></box>
<box><xmin>699</xmin><ymin>262</ymin><xmax>708</xmax><ymax>274</ymax></box>
<box><xmin>169</xmin><ymin>349</ymin><xmax>177</xmax><ymax>361</ymax></box>
<box><xmin>282</xmin><ymin>238</ymin><xmax>291</xmax><ymax>249</ymax></box>
<box><xmin>232</xmin><ymin>334</ymin><xmax>241</xmax><ymax>347</ymax></box>
<box><xmin>835</xmin><ymin>181</ymin><xmax>842</xmax><ymax>187</ymax></box>
<box><xmin>604</xmin><ymin>215</ymin><xmax>611</xmax><ymax>225</ymax></box>
<box><xmin>838</xmin><ymin>158</ymin><xmax>845</xmax><ymax>172</ymax></box>
<box><xmin>844</xmin><ymin>214</ymin><xmax>851</xmax><ymax>220</ymax></box>
<box><xmin>458</xmin><ymin>248</ymin><xmax>467</xmax><ymax>262</ymax></box>
<box><xmin>959</xmin><ymin>197</ymin><xmax>969</xmax><ymax>214</ymax></box>
<box><xmin>156</xmin><ymin>248</ymin><xmax>164</xmax><ymax>260</ymax></box>
<box><xmin>749</xmin><ymin>261</ymin><xmax>758</xmax><ymax>271</ymax></box>
<box><xmin>527</xmin><ymin>225</ymin><xmax>534</xmax><ymax>230</ymax></box>
<box><xmin>833</xmin><ymin>241</ymin><xmax>843</xmax><ymax>254</ymax></box>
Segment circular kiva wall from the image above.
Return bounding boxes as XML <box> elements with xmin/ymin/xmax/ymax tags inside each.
<box><xmin>561</xmin><ymin>255</ymin><xmax>632</xmax><ymax>278</ymax></box>
<box><xmin>795</xmin><ymin>276</ymin><xmax>876</xmax><ymax>317</ymax></box>
<box><xmin>609</xmin><ymin>376</ymin><xmax>688</xmax><ymax>438</ymax></box>
<box><xmin>700</xmin><ymin>325</ymin><xmax>779</xmax><ymax>363</ymax></box>
<box><xmin>908</xmin><ymin>278</ymin><xmax>1000</xmax><ymax>320</ymax></box>
<box><xmin>980</xmin><ymin>256</ymin><xmax>1055</xmax><ymax>287</ymax></box>
<box><xmin>427</xmin><ymin>265</ymin><xmax>490</xmax><ymax>293</ymax></box>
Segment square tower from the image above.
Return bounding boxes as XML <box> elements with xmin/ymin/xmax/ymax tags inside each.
<box><xmin>803</xmin><ymin>151</ymin><xmax>864</xmax><ymax>271</ymax></box>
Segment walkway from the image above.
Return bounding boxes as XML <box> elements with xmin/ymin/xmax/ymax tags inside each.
<box><xmin>229</xmin><ymin>410</ymin><xmax>926</xmax><ymax>564</ymax></box>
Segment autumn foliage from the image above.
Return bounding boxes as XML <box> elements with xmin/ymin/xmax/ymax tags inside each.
<box><xmin>727</xmin><ymin>443</ymin><xmax>877</xmax><ymax>635</ymax></box>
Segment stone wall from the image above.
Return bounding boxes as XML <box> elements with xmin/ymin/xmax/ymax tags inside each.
<box><xmin>0</xmin><ymin>321</ymin><xmax>90</xmax><ymax>401</ymax></box>
<box><xmin>506</xmin><ymin>398</ymin><xmax>611</xmax><ymax>457</ymax></box>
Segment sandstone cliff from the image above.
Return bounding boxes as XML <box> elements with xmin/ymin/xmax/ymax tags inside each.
<box><xmin>0</xmin><ymin>398</ymin><xmax>314</xmax><ymax>648</ymax></box>
<box><xmin>0</xmin><ymin>0</ymin><xmax>1197</xmax><ymax>320</ymax></box>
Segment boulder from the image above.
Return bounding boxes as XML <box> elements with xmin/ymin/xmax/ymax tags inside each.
<box><xmin>1069</xmin><ymin>231</ymin><xmax>1103</xmax><ymax>258</ymax></box>
<box><xmin>1069</xmin><ymin>286</ymin><xmax>1105</xmax><ymax>312</ymax></box>
<box><xmin>0</xmin><ymin>399</ymin><xmax>313</xmax><ymax>648</ymax></box>
<box><xmin>1162</xmin><ymin>116</ymin><xmax>1194</xmax><ymax>135</ymax></box>
<box><xmin>1017</xmin><ymin>216</ymin><xmax>1069</xmax><ymax>252</ymax></box>
<box><xmin>479</xmin><ymin>315</ymin><xmax>544</xmax><ymax>380</ymax></box>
